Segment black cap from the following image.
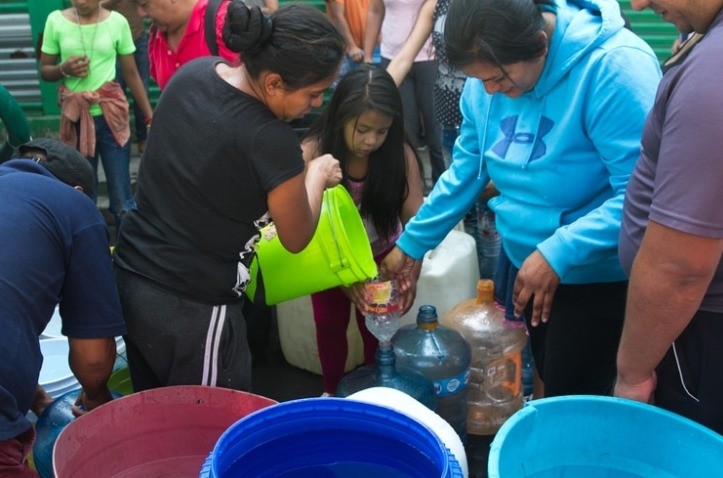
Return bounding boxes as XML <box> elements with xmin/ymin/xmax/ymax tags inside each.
<box><xmin>14</xmin><ymin>139</ymin><xmax>94</xmax><ymax>198</ymax></box>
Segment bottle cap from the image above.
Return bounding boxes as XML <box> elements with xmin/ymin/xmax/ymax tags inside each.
<box><xmin>476</xmin><ymin>279</ymin><xmax>494</xmax><ymax>303</ymax></box>
<box><xmin>416</xmin><ymin>305</ymin><xmax>439</xmax><ymax>328</ymax></box>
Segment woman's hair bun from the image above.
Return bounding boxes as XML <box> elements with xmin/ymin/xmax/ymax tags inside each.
<box><xmin>223</xmin><ymin>1</ymin><xmax>274</xmax><ymax>54</ymax></box>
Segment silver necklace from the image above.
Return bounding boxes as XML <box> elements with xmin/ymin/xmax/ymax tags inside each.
<box><xmin>74</xmin><ymin>7</ymin><xmax>101</xmax><ymax>61</ymax></box>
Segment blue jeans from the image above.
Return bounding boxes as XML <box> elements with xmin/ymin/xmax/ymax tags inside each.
<box><xmin>116</xmin><ymin>32</ymin><xmax>150</xmax><ymax>143</ymax></box>
<box><xmin>88</xmin><ymin>115</ymin><xmax>136</xmax><ymax>224</ymax></box>
<box><xmin>334</xmin><ymin>46</ymin><xmax>381</xmax><ymax>88</ymax></box>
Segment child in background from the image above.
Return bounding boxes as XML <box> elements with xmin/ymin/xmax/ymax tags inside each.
<box><xmin>39</xmin><ymin>0</ymin><xmax>152</xmax><ymax>232</ymax></box>
<box><xmin>301</xmin><ymin>64</ymin><xmax>424</xmax><ymax>395</ymax></box>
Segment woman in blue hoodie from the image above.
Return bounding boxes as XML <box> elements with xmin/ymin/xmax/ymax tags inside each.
<box><xmin>382</xmin><ymin>0</ymin><xmax>661</xmax><ymax>397</ymax></box>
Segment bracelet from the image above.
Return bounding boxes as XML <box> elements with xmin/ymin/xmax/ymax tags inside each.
<box><xmin>58</xmin><ymin>63</ymin><xmax>70</xmax><ymax>78</ymax></box>
<box><xmin>144</xmin><ymin>117</ymin><xmax>152</xmax><ymax>128</ymax></box>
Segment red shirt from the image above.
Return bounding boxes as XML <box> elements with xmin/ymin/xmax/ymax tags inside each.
<box><xmin>148</xmin><ymin>0</ymin><xmax>238</xmax><ymax>89</ymax></box>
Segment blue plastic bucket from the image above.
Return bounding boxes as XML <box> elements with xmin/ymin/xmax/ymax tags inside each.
<box><xmin>200</xmin><ymin>398</ymin><xmax>464</xmax><ymax>478</ymax></box>
<box><xmin>245</xmin><ymin>186</ymin><xmax>377</xmax><ymax>305</ymax></box>
<box><xmin>489</xmin><ymin>395</ymin><xmax>723</xmax><ymax>477</ymax></box>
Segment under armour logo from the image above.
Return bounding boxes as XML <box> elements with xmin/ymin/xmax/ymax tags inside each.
<box><xmin>491</xmin><ymin>115</ymin><xmax>554</xmax><ymax>162</ymax></box>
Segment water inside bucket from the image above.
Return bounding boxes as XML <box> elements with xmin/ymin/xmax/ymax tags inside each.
<box><xmin>53</xmin><ymin>386</ymin><xmax>277</xmax><ymax>478</ymax></box>
<box><xmin>203</xmin><ymin>398</ymin><xmax>462</xmax><ymax>478</ymax></box>
<box><xmin>268</xmin><ymin>462</ymin><xmax>420</xmax><ymax>478</ymax></box>
<box><xmin>110</xmin><ymin>456</ymin><xmax>210</xmax><ymax>478</ymax></box>
<box><xmin>489</xmin><ymin>395</ymin><xmax>723</xmax><ymax>478</ymax></box>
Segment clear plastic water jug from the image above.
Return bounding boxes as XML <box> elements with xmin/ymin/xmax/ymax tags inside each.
<box><xmin>441</xmin><ymin>279</ymin><xmax>527</xmax><ymax>435</ymax></box>
<box><xmin>392</xmin><ymin>305</ymin><xmax>471</xmax><ymax>441</ymax></box>
<box><xmin>335</xmin><ymin>344</ymin><xmax>437</xmax><ymax>411</ymax></box>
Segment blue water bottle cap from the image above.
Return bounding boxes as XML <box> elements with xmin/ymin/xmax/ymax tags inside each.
<box><xmin>417</xmin><ymin>305</ymin><xmax>439</xmax><ymax>326</ymax></box>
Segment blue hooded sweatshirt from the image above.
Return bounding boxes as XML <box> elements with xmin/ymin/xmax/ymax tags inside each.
<box><xmin>397</xmin><ymin>0</ymin><xmax>661</xmax><ymax>284</ymax></box>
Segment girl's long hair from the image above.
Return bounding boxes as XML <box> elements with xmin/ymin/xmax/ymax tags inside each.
<box><xmin>305</xmin><ymin>64</ymin><xmax>418</xmax><ymax>241</ymax></box>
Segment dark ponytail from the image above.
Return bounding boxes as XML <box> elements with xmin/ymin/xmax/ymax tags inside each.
<box><xmin>223</xmin><ymin>1</ymin><xmax>345</xmax><ymax>90</ymax></box>
<box><xmin>223</xmin><ymin>3</ymin><xmax>273</xmax><ymax>55</ymax></box>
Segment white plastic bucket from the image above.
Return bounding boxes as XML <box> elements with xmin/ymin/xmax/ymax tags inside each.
<box><xmin>348</xmin><ymin>387</ymin><xmax>469</xmax><ymax>477</ymax></box>
<box><xmin>39</xmin><ymin>338</ymin><xmax>79</xmax><ymax>399</ymax></box>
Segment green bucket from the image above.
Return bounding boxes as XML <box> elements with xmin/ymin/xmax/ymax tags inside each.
<box><xmin>108</xmin><ymin>366</ymin><xmax>133</xmax><ymax>397</ymax></box>
<box><xmin>245</xmin><ymin>186</ymin><xmax>377</xmax><ymax>305</ymax></box>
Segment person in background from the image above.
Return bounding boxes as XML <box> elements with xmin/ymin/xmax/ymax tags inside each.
<box><xmin>0</xmin><ymin>139</ymin><xmax>126</xmax><ymax>477</ymax></box>
<box><xmin>0</xmin><ymin>84</ymin><xmax>32</xmax><ymax>163</ymax></box>
<box><xmin>39</xmin><ymin>0</ymin><xmax>153</xmax><ymax>233</ymax></box>
<box><xmin>103</xmin><ymin>0</ymin><xmax>151</xmax><ymax>154</ymax></box>
<box><xmin>113</xmin><ymin>3</ymin><xmax>345</xmax><ymax>392</ymax></box>
<box><xmin>615</xmin><ymin>0</ymin><xmax>723</xmax><ymax>435</ymax></box>
<box><xmin>326</xmin><ymin>0</ymin><xmax>378</xmax><ymax>78</ymax></box>
<box><xmin>301</xmin><ymin>64</ymin><xmax>424</xmax><ymax>395</ymax></box>
<box><xmin>382</xmin><ymin>0</ymin><xmax>661</xmax><ymax>398</ymax></box>
<box><xmin>364</xmin><ymin>0</ymin><xmax>445</xmax><ymax>186</ymax></box>
<box><xmin>385</xmin><ymin>0</ymin><xmax>502</xmax><ymax>281</ymax></box>
<box><xmin>132</xmin><ymin>0</ymin><xmax>240</xmax><ymax>90</ymax></box>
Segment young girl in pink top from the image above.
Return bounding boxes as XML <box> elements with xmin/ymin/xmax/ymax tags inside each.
<box><xmin>301</xmin><ymin>64</ymin><xmax>424</xmax><ymax>395</ymax></box>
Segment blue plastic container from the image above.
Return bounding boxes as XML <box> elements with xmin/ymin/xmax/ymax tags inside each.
<box><xmin>200</xmin><ymin>398</ymin><xmax>464</xmax><ymax>478</ymax></box>
<box><xmin>489</xmin><ymin>395</ymin><xmax>723</xmax><ymax>478</ymax></box>
<box><xmin>33</xmin><ymin>389</ymin><xmax>121</xmax><ymax>478</ymax></box>
<box><xmin>393</xmin><ymin>305</ymin><xmax>471</xmax><ymax>441</ymax></box>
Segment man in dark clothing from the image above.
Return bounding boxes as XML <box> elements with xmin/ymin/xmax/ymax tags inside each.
<box><xmin>0</xmin><ymin>139</ymin><xmax>126</xmax><ymax>477</ymax></box>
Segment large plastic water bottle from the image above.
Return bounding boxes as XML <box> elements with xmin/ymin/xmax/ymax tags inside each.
<box><xmin>335</xmin><ymin>344</ymin><xmax>437</xmax><ymax>411</ymax></box>
<box><xmin>441</xmin><ymin>279</ymin><xmax>527</xmax><ymax>436</ymax></box>
<box><xmin>478</xmin><ymin>204</ymin><xmax>501</xmax><ymax>280</ymax></box>
<box><xmin>392</xmin><ymin>305</ymin><xmax>471</xmax><ymax>441</ymax></box>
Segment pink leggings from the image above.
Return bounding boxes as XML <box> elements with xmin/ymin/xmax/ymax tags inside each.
<box><xmin>311</xmin><ymin>286</ymin><xmax>378</xmax><ymax>394</ymax></box>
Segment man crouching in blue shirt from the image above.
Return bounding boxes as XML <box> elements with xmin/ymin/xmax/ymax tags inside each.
<box><xmin>0</xmin><ymin>139</ymin><xmax>126</xmax><ymax>477</ymax></box>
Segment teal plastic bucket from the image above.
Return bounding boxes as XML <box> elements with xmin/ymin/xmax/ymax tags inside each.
<box><xmin>200</xmin><ymin>398</ymin><xmax>464</xmax><ymax>478</ymax></box>
<box><xmin>245</xmin><ymin>186</ymin><xmax>377</xmax><ymax>305</ymax></box>
<box><xmin>489</xmin><ymin>395</ymin><xmax>723</xmax><ymax>477</ymax></box>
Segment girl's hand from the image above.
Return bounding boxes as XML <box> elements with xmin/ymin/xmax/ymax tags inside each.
<box><xmin>308</xmin><ymin>153</ymin><xmax>342</xmax><ymax>188</ymax></box>
<box><xmin>347</xmin><ymin>45</ymin><xmax>364</xmax><ymax>62</ymax></box>
<box><xmin>342</xmin><ymin>282</ymin><xmax>367</xmax><ymax>313</ymax></box>
<box><xmin>63</xmin><ymin>55</ymin><xmax>91</xmax><ymax>78</ymax></box>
